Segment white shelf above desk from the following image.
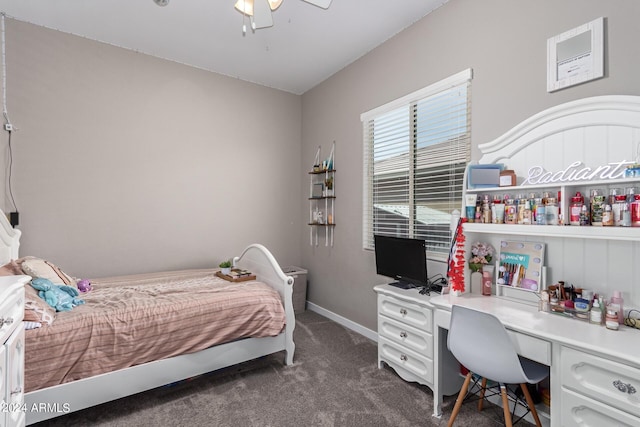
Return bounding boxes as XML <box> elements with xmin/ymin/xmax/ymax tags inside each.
<box><xmin>463</xmin><ymin>222</ymin><xmax>640</xmax><ymax>241</ymax></box>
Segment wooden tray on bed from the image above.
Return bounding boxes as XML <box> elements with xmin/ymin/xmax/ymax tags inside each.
<box><xmin>215</xmin><ymin>269</ymin><xmax>256</xmax><ymax>282</ymax></box>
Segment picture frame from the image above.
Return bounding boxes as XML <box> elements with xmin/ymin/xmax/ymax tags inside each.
<box><xmin>547</xmin><ymin>17</ymin><xmax>604</xmax><ymax>92</ymax></box>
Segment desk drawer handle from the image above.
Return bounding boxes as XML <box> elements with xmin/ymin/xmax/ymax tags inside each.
<box><xmin>10</xmin><ymin>387</ymin><xmax>22</xmax><ymax>396</ymax></box>
<box><xmin>399</xmin><ymin>331</ymin><xmax>407</xmax><ymax>339</ymax></box>
<box><xmin>400</xmin><ymin>354</ymin><xmax>408</xmax><ymax>362</ymax></box>
<box><xmin>0</xmin><ymin>317</ymin><xmax>13</xmax><ymax>326</ymax></box>
<box><xmin>613</xmin><ymin>380</ymin><xmax>637</xmax><ymax>394</ymax></box>
<box><xmin>399</xmin><ymin>308</ymin><xmax>407</xmax><ymax>316</ymax></box>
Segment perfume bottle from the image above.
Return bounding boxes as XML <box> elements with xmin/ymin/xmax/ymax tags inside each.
<box><xmin>482</xmin><ymin>271</ymin><xmax>492</xmax><ymax>296</ymax></box>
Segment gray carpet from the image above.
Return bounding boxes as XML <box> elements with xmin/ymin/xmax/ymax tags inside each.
<box><xmin>34</xmin><ymin>311</ymin><xmax>532</xmax><ymax>426</ymax></box>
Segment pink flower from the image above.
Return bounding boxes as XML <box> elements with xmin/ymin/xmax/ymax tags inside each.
<box><xmin>469</xmin><ymin>242</ymin><xmax>494</xmax><ymax>267</ymax></box>
<box><xmin>471</xmin><ymin>242</ymin><xmax>494</xmax><ymax>258</ymax></box>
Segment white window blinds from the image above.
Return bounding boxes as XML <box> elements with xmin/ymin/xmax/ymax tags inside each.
<box><xmin>362</xmin><ymin>69</ymin><xmax>472</xmax><ymax>256</ymax></box>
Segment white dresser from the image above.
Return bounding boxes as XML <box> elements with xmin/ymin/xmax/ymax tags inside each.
<box><xmin>374</xmin><ymin>284</ymin><xmax>461</xmax><ymax>397</ymax></box>
<box><xmin>1</xmin><ymin>276</ymin><xmax>29</xmax><ymax>427</ymax></box>
<box><xmin>560</xmin><ymin>346</ymin><xmax>640</xmax><ymax>426</ymax></box>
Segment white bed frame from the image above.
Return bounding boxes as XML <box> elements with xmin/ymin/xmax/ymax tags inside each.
<box><xmin>0</xmin><ymin>211</ymin><xmax>296</xmax><ymax>425</ymax></box>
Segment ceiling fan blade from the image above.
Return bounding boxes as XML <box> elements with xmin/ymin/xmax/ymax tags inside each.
<box><xmin>302</xmin><ymin>0</ymin><xmax>332</xmax><ymax>9</ymax></box>
<box><xmin>253</xmin><ymin>0</ymin><xmax>274</xmax><ymax>28</ymax></box>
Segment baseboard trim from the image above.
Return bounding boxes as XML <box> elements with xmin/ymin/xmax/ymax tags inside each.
<box><xmin>306</xmin><ymin>302</ymin><xmax>378</xmax><ymax>342</ymax></box>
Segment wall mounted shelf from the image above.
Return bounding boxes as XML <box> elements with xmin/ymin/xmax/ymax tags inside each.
<box><xmin>309</xmin><ymin>142</ymin><xmax>335</xmax><ymax>246</ymax></box>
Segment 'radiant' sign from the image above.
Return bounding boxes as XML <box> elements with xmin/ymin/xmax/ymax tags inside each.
<box><xmin>523</xmin><ymin>160</ymin><xmax>634</xmax><ymax>185</ymax></box>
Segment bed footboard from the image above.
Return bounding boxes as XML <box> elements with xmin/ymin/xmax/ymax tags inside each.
<box><xmin>234</xmin><ymin>243</ymin><xmax>296</xmax><ymax>365</ymax></box>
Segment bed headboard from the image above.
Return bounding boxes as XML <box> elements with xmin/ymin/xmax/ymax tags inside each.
<box><xmin>0</xmin><ymin>209</ymin><xmax>20</xmax><ymax>264</ymax></box>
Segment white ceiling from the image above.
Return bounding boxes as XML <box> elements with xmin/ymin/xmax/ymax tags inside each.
<box><xmin>0</xmin><ymin>0</ymin><xmax>447</xmax><ymax>94</ymax></box>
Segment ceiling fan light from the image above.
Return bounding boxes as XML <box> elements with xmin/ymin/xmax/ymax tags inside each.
<box><xmin>234</xmin><ymin>0</ymin><xmax>254</xmax><ymax>16</ymax></box>
<box><xmin>268</xmin><ymin>0</ymin><xmax>283</xmax><ymax>11</ymax></box>
<box><xmin>235</xmin><ymin>0</ymin><xmax>282</xmax><ymax>16</ymax></box>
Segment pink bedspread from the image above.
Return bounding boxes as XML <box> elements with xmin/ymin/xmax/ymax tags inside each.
<box><xmin>24</xmin><ymin>269</ymin><xmax>286</xmax><ymax>392</ymax></box>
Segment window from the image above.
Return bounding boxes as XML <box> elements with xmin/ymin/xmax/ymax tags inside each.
<box><xmin>362</xmin><ymin>69</ymin><xmax>472</xmax><ymax>258</ymax></box>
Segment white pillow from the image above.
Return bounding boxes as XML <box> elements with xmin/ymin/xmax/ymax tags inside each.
<box><xmin>20</xmin><ymin>257</ymin><xmax>75</xmax><ymax>286</ymax></box>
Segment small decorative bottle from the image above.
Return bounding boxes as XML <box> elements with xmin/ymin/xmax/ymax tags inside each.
<box><xmin>517</xmin><ymin>197</ymin><xmax>528</xmax><ymax>224</ymax></box>
<box><xmin>482</xmin><ymin>270</ymin><xmax>492</xmax><ymax>296</ymax></box>
<box><xmin>579</xmin><ymin>204</ymin><xmax>590</xmax><ymax>226</ymax></box>
<box><xmin>591</xmin><ymin>189</ymin><xmax>605</xmax><ymax>226</ymax></box>
<box><xmin>602</xmin><ymin>204</ymin><xmax>614</xmax><ymax>226</ymax></box>
<box><xmin>539</xmin><ymin>291</ymin><xmax>550</xmax><ymax>312</ymax></box>
<box><xmin>545</xmin><ymin>198</ymin><xmax>559</xmax><ymax>225</ymax></box>
<box><xmin>632</xmin><ymin>194</ymin><xmax>640</xmax><ymax>227</ymax></box>
<box><xmin>522</xmin><ymin>204</ymin><xmax>532</xmax><ymax>225</ymax></box>
<box><xmin>482</xmin><ymin>199</ymin><xmax>492</xmax><ymax>224</ymax></box>
<box><xmin>569</xmin><ymin>192</ymin><xmax>584</xmax><ymax>226</ymax></box>
<box><xmin>621</xmin><ymin>202</ymin><xmax>632</xmax><ymax>227</ymax></box>
<box><xmin>611</xmin><ymin>291</ymin><xmax>624</xmax><ymax>325</ymax></box>
<box><xmin>609</xmin><ymin>187</ymin><xmax>621</xmax><ymax>206</ymax></box>
<box><xmin>535</xmin><ymin>198</ymin><xmax>546</xmax><ymax>225</ymax></box>
<box><xmin>505</xmin><ymin>199</ymin><xmax>517</xmax><ymax>224</ymax></box>
<box><xmin>590</xmin><ymin>299</ymin><xmax>602</xmax><ymax>325</ymax></box>
<box><xmin>492</xmin><ymin>197</ymin><xmax>505</xmax><ymax>224</ymax></box>
<box><xmin>606</xmin><ymin>310</ymin><xmax>620</xmax><ymax>330</ymax></box>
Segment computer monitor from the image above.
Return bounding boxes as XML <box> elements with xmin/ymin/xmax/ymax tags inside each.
<box><xmin>374</xmin><ymin>234</ymin><xmax>428</xmax><ymax>289</ymax></box>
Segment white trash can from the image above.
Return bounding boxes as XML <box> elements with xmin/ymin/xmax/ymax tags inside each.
<box><xmin>281</xmin><ymin>266</ymin><xmax>308</xmax><ymax>314</ymax></box>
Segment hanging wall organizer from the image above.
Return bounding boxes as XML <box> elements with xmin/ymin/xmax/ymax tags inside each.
<box><xmin>309</xmin><ymin>141</ymin><xmax>335</xmax><ymax>246</ymax></box>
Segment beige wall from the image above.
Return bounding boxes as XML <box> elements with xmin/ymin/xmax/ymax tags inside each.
<box><xmin>300</xmin><ymin>0</ymin><xmax>640</xmax><ymax>331</ymax></box>
<box><xmin>3</xmin><ymin>19</ymin><xmax>303</xmax><ymax>278</ymax></box>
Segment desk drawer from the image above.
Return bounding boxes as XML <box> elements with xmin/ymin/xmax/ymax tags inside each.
<box><xmin>378</xmin><ymin>315</ymin><xmax>433</xmax><ymax>358</ymax></box>
<box><xmin>561</xmin><ymin>388</ymin><xmax>640</xmax><ymax>426</ymax></box>
<box><xmin>561</xmin><ymin>346</ymin><xmax>640</xmax><ymax>416</ymax></box>
<box><xmin>378</xmin><ymin>294</ymin><xmax>432</xmax><ymax>333</ymax></box>
<box><xmin>506</xmin><ymin>330</ymin><xmax>551</xmax><ymax>366</ymax></box>
<box><xmin>378</xmin><ymin>335</ymin><xmax>433</xmax><ymax>385</ymax></box>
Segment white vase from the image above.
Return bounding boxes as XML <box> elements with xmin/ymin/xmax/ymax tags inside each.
<box><xmin>221</xmin><ymin>267</ymin><xmax>231</xmax><ymax>275</ymax></box>
<box><xmin>470</xmin><ymin>271</ymin><xmax>482</xmax><ymax>294</ymax></box>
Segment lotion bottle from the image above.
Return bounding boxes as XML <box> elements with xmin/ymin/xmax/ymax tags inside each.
<box><xmin>482</xmin><ymin>271</ymin><xmax>492</xmax><ymax>296</ymax></box>
<box><xmin>611</xmin><ymin>291</ymin><xmax>624</xmax><ymax>325</ymax></box>
<box><xmin>590</xmin><ymin>299</ymin><xmax>602</xmax><ymax>325</ymax></box>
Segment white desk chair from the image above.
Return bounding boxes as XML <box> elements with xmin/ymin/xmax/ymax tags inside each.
<box><xmin>446</xmin><ymin>305</ymin><xmax>549</xmax><ymax>427</ymax></box>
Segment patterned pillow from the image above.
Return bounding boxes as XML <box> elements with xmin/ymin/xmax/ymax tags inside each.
<box><xmin>23</xmin><ymin>283</ymin><xmax>56</xmax><ymax>326</ymax></box>
<box><xmin>19</xmin><ymin>257</ymin><xmax>75</xmax><ymax>286</ymax></box>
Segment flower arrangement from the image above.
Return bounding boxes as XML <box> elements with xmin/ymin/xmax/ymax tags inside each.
<box><xmin>469</xmin><ymin>242</ymin><xmax>494</xmax><ymax>273</ymax></box>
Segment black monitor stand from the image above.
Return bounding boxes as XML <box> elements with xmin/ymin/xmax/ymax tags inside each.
<box><xmin>389</xmin><ymin>281</ymin><xmax>414</xmax><ymax>290</ymax></box>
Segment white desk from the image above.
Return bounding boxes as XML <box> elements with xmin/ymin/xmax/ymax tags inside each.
<box><xmin>430</xmin><ymin>293</ymin><xmax>640</xmax><ymax>426</ymax></box>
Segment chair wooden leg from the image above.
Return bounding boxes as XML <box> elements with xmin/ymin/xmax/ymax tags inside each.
<box><xmin>447</xmin><ymin>372</ymin><xmax>473</xmax><ymax>427</ymax></box>
<box><xmin>477</xmin><ymin>377</ymin><xmax>487</xmax><ymax>411</ymax></box>
<box><xmin>520</xmin><ymin>383</ymin><xmax>543</xmax><ymax>427</ymax></box>
<box><xmin>500</xmin><ymin>385</ymin><xmax>513</xmax><ymax>427</ymax></box>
